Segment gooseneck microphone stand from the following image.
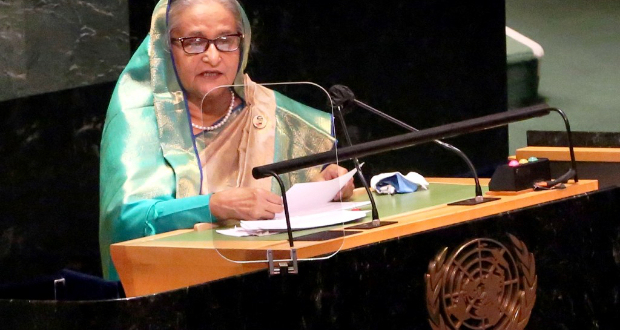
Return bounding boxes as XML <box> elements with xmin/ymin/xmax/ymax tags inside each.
<box><xmin>533</xmin><ymin>107</ymin><xmax>578</xmax><ymax>189</ymax></box>
<box><xmin>329</xmin><ymin>85</ymin><xmax>498</xmax><ymax>205</ymax></box>
<box><xmin>333</xmin><ymin>105</ymin><xmax>391</xmax><ymax>228</ymax></box>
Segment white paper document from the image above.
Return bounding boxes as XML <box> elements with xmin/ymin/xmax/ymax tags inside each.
<box><xmin>280</xmin><ymin>167</ymin><xmax>359</xmax><ymax>217</ymax></box>
<box><xmin>240</xmin><ymin>210</ymin><xmax>368</xmax><ymax>231</ymax></box>
<box><xmin>216</xmin><ymin>168</ymin><xmax>370</xmax><ymax>237</ymax></box>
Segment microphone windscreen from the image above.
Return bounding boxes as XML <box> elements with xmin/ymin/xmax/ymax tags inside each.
<box><xmin>328</xmin><ymin>85</ymin><xmax>356</xmax><ymax>107</ymax></box>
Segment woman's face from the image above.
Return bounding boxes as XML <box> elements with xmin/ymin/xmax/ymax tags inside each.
<box><xmin>170</xmin><ymin>2</ymin><xmax>240</xmax><ymax>105</ymax></box>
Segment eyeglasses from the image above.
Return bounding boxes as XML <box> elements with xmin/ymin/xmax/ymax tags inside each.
<box><xmin>171</xmin><ymin>34</ymin><xmax>243</xmax><ymax>54</ymax></box>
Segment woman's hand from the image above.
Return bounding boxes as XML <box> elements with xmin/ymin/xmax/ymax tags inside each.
<box><xmin>316</xmin><ymin>164</ymin><xmax>355</xmax><ymax>201</ymax></box>
<box><xmin>209</xmin><ymin>188</ymin><xmax>284</xmax><ymax>221</ymax></box>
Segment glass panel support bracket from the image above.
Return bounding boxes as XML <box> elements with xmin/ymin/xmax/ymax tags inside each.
<box><xmin>267</xmin><ymin>249</ymin><xmax>298</xmax><ymax>276</ymax></box>
<box><xmin>54</xmin><ymin>278</ymin><xmax>66</xmax><ymax>300</ymax></box>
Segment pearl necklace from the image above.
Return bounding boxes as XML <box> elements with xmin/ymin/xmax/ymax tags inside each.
<box><xmin>192</xmin><ymin>90</ymin><xmax>235</xmax><ymax>131</ymax></box>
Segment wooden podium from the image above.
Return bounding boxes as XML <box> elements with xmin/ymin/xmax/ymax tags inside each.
<box><xmin>3</xmin><ymin>179</ymin><xmax>617</xmax><ymax>329</ymax></box>
<box><xmin>111</xmin><ymin>178</ymin><xmax>598</xmax><ymax>297</ymax></box>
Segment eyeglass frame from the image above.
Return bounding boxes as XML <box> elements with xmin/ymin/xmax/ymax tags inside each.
<box><xmin>170</xmin><ymin>33</ymin><xmax>244</xmax><ymax>54</ymax></box>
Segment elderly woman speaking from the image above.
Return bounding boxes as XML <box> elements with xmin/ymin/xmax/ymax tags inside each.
<box><xmin>99</xmin><ymin>0</ymin><xmax>353</xmax><ymax>280</ymax></box>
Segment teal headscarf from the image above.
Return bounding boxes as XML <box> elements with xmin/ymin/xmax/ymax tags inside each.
<box><xmin>99</xmin><ymin>0</ymin><xmax>253</xmax><ymax>280</ymax></box>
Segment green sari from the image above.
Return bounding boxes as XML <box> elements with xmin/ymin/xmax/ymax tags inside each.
<box><xmin>99</xmin><ymin>0</ymin><xmax>334</xmax><ymax>281</ymax></box>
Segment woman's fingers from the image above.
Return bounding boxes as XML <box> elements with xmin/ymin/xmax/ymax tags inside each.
<box><xmin>318</xmin><ymin>164</ymin><xmax>347</xmax><ymax>181</ymax></box>
<box><xmin>264</xmin><ymin>189</ymin><xmax>284</xmax><ymax>205</ymax></box>
<box><xmin>259</xmin><ymin>190</ymin><xmax>284</xmax><ymax>218</ymax></box>
<box><xmin>210</xmin><ymin>188</ymin><xmax>283</xmax><ymax>221</ymax></box>
<box><xmin>333</xmin><ymin>177</ymin><xmax>355</xmax><ymax>201</ymax></box>
<box><xmin>319</xmin><ymin>164</ymin><xmax>355</xmax><ymax>201</ymax></box>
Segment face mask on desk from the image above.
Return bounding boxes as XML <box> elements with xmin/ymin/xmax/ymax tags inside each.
<box><xmin>370</xmin><ymin>172</ymin><xmax>429</xmax><ymax>195</ymax></box>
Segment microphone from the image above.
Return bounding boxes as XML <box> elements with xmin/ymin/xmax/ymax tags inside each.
<box><xmin>329</xmin><ymin>85</ymin><xmax>356</xmax><ymax>114</ymax></box>
<box><xmin>329</xmin><ymin>85</ymin><xmax>498</xmax><ymax>205</ymax></box>
<box><xmin>328</xmin><ymin>87</ymin><xmax>385</xmax><ymax>228</ymax></box>
<box><xmin>253</xmin><ymin>104</ymin><xmax>555</xmax><ymax>246</ymax></box>
<box><xmin>252</xmin><ymin>103</ymin><xmax>574</xmax><ymax>248</ymax></box>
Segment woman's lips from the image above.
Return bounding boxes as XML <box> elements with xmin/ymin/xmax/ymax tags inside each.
<box><xmin>200</xmin><ymin>71</ymin><xmax>222</xmax><ymax>77</ymax></box>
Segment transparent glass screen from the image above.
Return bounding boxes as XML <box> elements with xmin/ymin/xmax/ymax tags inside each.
<box><xmin>196</xmin><ymin>82</ymin><xmax>361</xmax><ymax>264</ymax></box>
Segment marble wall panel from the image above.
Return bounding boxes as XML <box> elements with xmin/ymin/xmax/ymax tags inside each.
<box><xmin>0</xmin><ymin>0</ymin><xmax>129</xmax><ymax>102</ymax></box>
<box><xmin>0</xmin><ymin>0</ymin><xmax>27</xmax><ymax>98</ymax></box>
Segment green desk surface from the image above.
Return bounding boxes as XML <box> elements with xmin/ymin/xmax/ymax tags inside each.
<box><xmin>154</xmin><ymin>182</ymin><xmax>487</xmax><ymax>243</ymax></box>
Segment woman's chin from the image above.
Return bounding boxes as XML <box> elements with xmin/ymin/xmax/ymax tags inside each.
<box><xmin>201</xmin><ymin>90</ymin><xmax>223</xmax><ymax>101</ymax></box>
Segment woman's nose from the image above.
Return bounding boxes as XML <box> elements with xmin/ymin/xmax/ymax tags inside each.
<box><xmin>202</xmin><ymin>43</ymin><xmax>221</xmax><ymax>65</ymax></box>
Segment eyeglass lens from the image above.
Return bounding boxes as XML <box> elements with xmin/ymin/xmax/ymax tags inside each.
<box><xmin>182</xmin><ymin>35</ymin><xmax>241</xmax><ymax>53</ymax></box>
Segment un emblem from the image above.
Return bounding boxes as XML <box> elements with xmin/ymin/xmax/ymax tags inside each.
<box><xmin>425</xmin><ymin>234</ymin><xmax>537</xmax><ymax>330</ymax></box>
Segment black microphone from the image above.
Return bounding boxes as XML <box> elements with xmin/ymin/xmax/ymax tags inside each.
<box><xmin>329</xmin><ymin>85</ymin><xmax>356</xmax><ymax>112</ymax></box>
<box><xmin>328</xmin><ymin>86</ymin><xmax>384</xmax><ymax>228</ymax></box>
<box><xmin>329</xmin><ymin>84</ymin><xmax>498</xmax><ymax>205</ymax></box>
<box><xmin>252</xmin><ymin>104</ymin><xmax>565</xmax><ymax>248</ymax></box>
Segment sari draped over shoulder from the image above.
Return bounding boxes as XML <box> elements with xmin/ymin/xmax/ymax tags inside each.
<box><xmin>200</xmin><ymin>76</ymin><xmax>334</xmax><ymax>194</ymax></box>
<box><xmin>99</xmin><ymin>0</ymin><xmax>334</xmax><ymax>281</ymax></box>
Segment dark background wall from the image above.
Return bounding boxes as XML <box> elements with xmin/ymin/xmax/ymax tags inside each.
<box><xmin>0</xmin><ymin>0</ymin><xmax>506</xmax><ymax>282</ymax></box>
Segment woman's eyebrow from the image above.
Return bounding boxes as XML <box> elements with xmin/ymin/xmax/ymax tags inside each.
<box><xmin>184</xmin><ymin>28</ymin><xmax>237</xmax><ymax>38</ymax></box>
<box><xmin>185</xmin><ymin>30</ymin><xmax>206</xmax><ymax>37</ymax></box>
<box><xmin>218</xmin><ymin>29</ymin><xmax>237</xmax><ymax>36</ymax></box>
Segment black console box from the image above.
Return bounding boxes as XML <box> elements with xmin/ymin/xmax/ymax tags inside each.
<box><xmin>489</xmin><ymin>158</ymin><xmax>551</xmax><ymax>191</ymax></box>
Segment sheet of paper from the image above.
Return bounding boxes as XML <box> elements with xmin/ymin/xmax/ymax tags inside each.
<box><xmin>274</xmin><ymin>201</ymin><xmax>369</xmax><ymax>219</ymax></box>
<box><xmin>282</xmin><ymin>167</ymin><xmax>358</xmax><ymax>216</ymax></box>
<box><xmin>240</xmin><ymin>210</ymin><xmax>368</xmax><ymax>231</ymax></box>
<box><xmin>216</xmin><ymin>226</ymin><xmax>276</xmax><ymax>237</ymax></box>
<box><xmin>216</xmin><ymin>167</ymin><xmax>371</xmax><ymax>236</ymax></box>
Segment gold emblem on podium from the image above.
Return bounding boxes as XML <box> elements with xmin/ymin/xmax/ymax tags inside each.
<box><xmin>425</xmin><ymin>234</ymin><xmax>537</xmax><ymax>330</ymax></box>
